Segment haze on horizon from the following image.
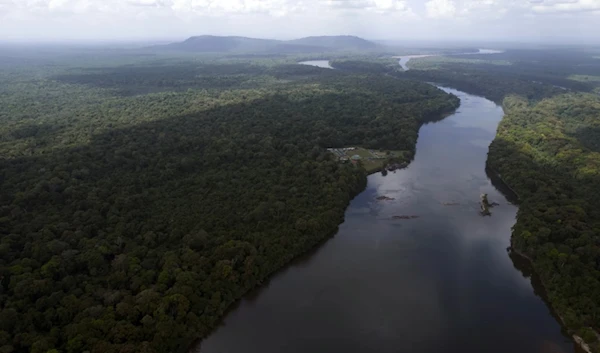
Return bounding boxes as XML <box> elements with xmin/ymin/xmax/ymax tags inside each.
<box><xmin>0</xmin><ymin>0</ymin><xmax>599</xmax><ymax>44</ymax></box>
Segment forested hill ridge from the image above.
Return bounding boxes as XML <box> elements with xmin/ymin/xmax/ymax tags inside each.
<box><xmin>159</xmin><ymin>36</ymin><xmax>281</xmax><ymax>53</ymax></box>
<box><xmin>402</xmin><ymin>49</ymin><xmax>600</xmax><ymax>352</ymax></box>
<box><xmin>0</xmin><ymin>55</ymin><xmax>459</xmax><ymax>353</ymax></box>
<box><xmin>154</xmin><ymin>35</ymin><xmax>380</xmax><ymax>53</ymax></box>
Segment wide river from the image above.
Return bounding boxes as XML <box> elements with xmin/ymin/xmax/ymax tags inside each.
<box><xmin>197</xmin><ymin>58</ymin><xmax>575</xmax><ymax>353</ymax></box>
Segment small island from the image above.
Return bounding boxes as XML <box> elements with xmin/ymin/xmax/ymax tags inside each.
<box><xmin>480</xmin><ymin>193</ymin><xmax>491</xmax><ymax>216</ymax></box>
<box><xmin>480</xmin><ymin>193</ymin><xmax>499</xmax><ymax>216</ymax></box>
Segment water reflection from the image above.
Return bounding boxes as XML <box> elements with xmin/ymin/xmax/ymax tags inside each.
<box><xmin>197</xmin><ymin>87</ymin><xmax>573</xmax><ymax>353</ymax></box>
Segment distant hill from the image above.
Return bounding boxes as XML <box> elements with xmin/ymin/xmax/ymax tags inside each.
<box><xmin>160</xmin><ymin>35</ymin><xmax>279</xmax><ymax>52</ymax></box>
<box><xmin>153</xmin><ymin>35</ymin><xmax>380</xmax><ymax>53</ymax></box>
<box><xmin>287</xmin><ymin>36</ymin><xmax>379</xmax><ymax>51</ymax></box>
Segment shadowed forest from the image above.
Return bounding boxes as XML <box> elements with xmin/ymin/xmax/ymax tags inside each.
<box><xmin>2</xmin><ymin>41</ymin><xmax>600</xmax><ymax>353</ymax></box>
<box><xmin>0</xmin><ymin>49</ymin><xmax>459</xmax><ymax>353</ymax></box>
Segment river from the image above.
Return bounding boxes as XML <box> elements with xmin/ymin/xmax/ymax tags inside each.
<box><xmin>196</xmin><ymin>58</ymin><xmax>575</xmax><ymax>353</ymax></box>
<box><xmin>297</xmin><ymin>60</ymin><xmax>333</xmax><ymax>69</ymax></box>
<box><xmin>395</xmin><ymin>49</ymin><xmax>504</xmax><ymax>71</ymax></box>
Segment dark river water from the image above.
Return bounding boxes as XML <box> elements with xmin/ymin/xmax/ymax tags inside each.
<box><xmin>196</xmin><ymin>63</ymin><xmax>574</xmax><ymax>353</ymax></box>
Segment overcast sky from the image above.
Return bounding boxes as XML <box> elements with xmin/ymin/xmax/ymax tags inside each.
<box><xmin>0</xmin><ymin>0</ymin><xmax>599</xmax><ymax>43</ymax></box>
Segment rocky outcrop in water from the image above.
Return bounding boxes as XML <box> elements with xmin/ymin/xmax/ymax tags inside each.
<box><xmin>376</xmin><ymin>196</ymin><xmax>395</xmax><ymax>201</ymax></box>
<box><xmin>480</xmin><ymin>194</ymin><xmax>500</xmax><ymax>216</ymax></box>
<box><xmin>392</xmin><ymin>215</ymin><xmax>420</xmax><ymax>220</ymax></box>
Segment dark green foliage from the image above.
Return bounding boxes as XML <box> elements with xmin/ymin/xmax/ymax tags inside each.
<box><xmin>487</xmin><ymin>93</ymin><xmax>600</xmax><ymax>352</ymax></box>
<box><xmin>461</xmin><ymin>49</ymin><xmax>600</xmax><ymax>90</ymax></box>
<box><xmin>404</xmin><ymin>65</ymin><xmax>566</xmax><ymax>103</ymax></box>
<box><xmin>330</xmin><ymin>58</ymin><xmax>400</xmax><ymax>74</ymax></box>
<box><xmin>0</xmin><ymin>54</ymin><xmax>458</xmax><ymax>353</ymax></box>
<box><xmin>406</xmin><ymin>48</ymin><xmax>600</xmax><ymax>351</ymax></box>
<box><xmin>402</xmin><ymin>48</ymin><xmax>600</xmax><ymax>103</ymax></box>
<box><xmin>56</xmin><ymin>63</ymin><xmax>276</xmax><ymax>96</ymax></box>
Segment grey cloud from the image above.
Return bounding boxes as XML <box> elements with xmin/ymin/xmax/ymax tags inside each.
<box><xmin>328</xmin><ymin>0</ymin><xmax>374</xmax><ymax>9</ymax></box>
<box><xmin>0</xmin><ymin>0</ymin><xmax>598</xmax><ymax>42</ymax></box>
<box><xmin>327</xmin><ymin>0</ymin><xmax>410</xmax><ymax>12</ymax></box>
<box><xmin>126</xmin><ymin>0</ymin><xmax>173</xmax><ymax>7</ymax></box>
<box><xmin>425</xmin><ymin>0</ymin><xmax>456</xmax><ymax>18</ymax></box>
<box><xmin>529</xmin><ymin>0</ymin><xmax>600</xmax><ymax>13</ymax></box>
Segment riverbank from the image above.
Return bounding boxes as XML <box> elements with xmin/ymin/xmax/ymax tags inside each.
<box><xmin>346</xmin><ymin>51</ymin><xmax>589</xmax><ymax>352</ymax></box>
<box><xmin>188</xmin><ymin>167</ymin><xmax>367</xmax><ymax>352</ymax></box>
<box><xmin>399</xmin><ymin>49</ymin><xmax>598</xmax><ymax>353</ymax></box>
<box><xmin>486</xmin><ymin>93</ymin><xmax>600</xmax><ymax>353</ymax></box>
<box><xmin>509</xmin><ymin>244</ymin><xmax>593</xmax><ymax>353</ymax></box>
<box><xmin>488</xmin><ymin>138</ymin><xmax>596</xmax><ymax>353</ymax></box>
<box><xmin>485</xmin><ymin>165</ymin><xmax>520</xmax><ymax>202</ymax></box>
<box><xmin>405</xmin><ymin>49</ymin><xmax>591</xmax><ymax>351</ymax></box>
<box><xmin>471</xmin><ymin>82</ymin><xmax>596</xmax><ymax>353</ymax></box>
<box><xmin>198</xmin><ymin>82</ymin><xmax>572</xmax><ymax>353</ymax></box>
<box><xmin>489</xmin><ymin>135</ymin><xmax>597</xmax><ymax>353</ymax></box>
<box><xmin>191</xmin><ymin>83</ymin><xmax>460</xmax><ymax>352</ymax></box>
<box><xmin>499</xmin><ymin>170</ymin><xmax>597</xmax><ymax>353</ymax></box>
<box><xmin>189</xmin><ymin>155</ymin><xmax>396</xmax><ymax>352</ymax></box>
<box><xmin>364</xmin><ymin>157</ymin><xmax>411</xmax><ymax>175</ymax></box>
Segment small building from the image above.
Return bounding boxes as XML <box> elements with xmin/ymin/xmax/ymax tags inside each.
<box><xmin>351</xmin><ymin>155</ymin><xmax>361</xmax><ymax>161</ymax></box>
<box><xmin>340</xmin><ymin>156</ymin><xmax>349</xmax><ymax>162</ymax></box>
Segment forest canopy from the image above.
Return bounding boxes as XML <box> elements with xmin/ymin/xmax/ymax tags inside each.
<box><xmin>402</xmin><ymin>48</ymin><xmax>600</xmax><ymax>351</ymax></box>
<box><xmin>488</xmin><ymin>93</ymin><xmax>600</xmax><ymax>351</ymax></box>
<box><xmin>0</xmin><ymin>52</ymin><xmax>459</xmax><ymax>353</ymax></box>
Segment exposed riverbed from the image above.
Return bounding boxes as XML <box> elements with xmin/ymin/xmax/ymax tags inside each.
<box><xmin>196</xmin><ymin>58</ymin><xmax>574</xmax><ymax>353</ymax></box>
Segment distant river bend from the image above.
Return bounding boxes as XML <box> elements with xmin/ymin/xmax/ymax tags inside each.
<box><xmin>196</xmin><ymin>53</ymin><xmax>575</xmax><ymax>353</ymax></box>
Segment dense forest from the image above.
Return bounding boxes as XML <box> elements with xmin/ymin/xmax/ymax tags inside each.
<box><xmin>404</xmin><ymin>66</ymin><xmax>567</xmax><ymax>103</ymax></box>
<box><xmin>330</xmin><ymin>58</ymin><xmax>400</xmax><ymax>74</ymax></box>
<box><xmin>5</xmin><ymin>44</ymin><xmax>599</xmax><ymax>353</ymax></box>
<box><xmin>401</xmin><ymin>48</ymin><xmax>600</xmax><ymax>351</ymax></box>
<box><xmin>0</xmin><ymin>52</ymin><xmax>459</xmax><ymax>353</ymax></box>
<box><xmin>403</xmin><ymin>48</ymin><xmax>600</xmax><ymax>102</ymax></box>
<box><xmin>488</xmin><ymin>94</ymin><xmax>600</xmax><ymax>352</ymax></box>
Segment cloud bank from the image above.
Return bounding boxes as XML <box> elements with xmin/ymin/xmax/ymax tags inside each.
<box><xmin>0</xmin><ymin>0</ymin><xmax>598</xmax><ymax>42</ymax></box>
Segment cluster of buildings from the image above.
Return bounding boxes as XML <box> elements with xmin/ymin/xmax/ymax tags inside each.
<box><xmin>326</xmin><ymin>147</ymin><xmax>361</xmax><ymax>162</ymax></box>
<box><xmin>327</xmin><ymin>147</ymin><xmax>356</xmax><ymax>154</ymax></box>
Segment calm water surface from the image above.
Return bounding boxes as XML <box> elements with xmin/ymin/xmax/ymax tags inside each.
<box><xmin>197</xmin><ymin>62</ymin><xmax>573</xmax><ymax>353</ymax></box>
<box><xmin>395</xmin><ymin>49</ymin><xmax>504</xmax><ymax>70</ymax></box>
<box><xmin>298</xmin><ymin>60</ymin><xmax>333</xmax><ymax>69</ymax></box>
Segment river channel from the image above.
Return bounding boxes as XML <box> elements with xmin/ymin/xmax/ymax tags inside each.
<box><xmin>197</xmin><ymin>58</ymin><xmax>575</xmax><ymax>353</ymax></box>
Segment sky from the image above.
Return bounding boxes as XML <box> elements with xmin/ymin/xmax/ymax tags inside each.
<box><xmin>0</xmin><ymin>0</ymin><xmax>599</xmax><ymax>43</ymax></box>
